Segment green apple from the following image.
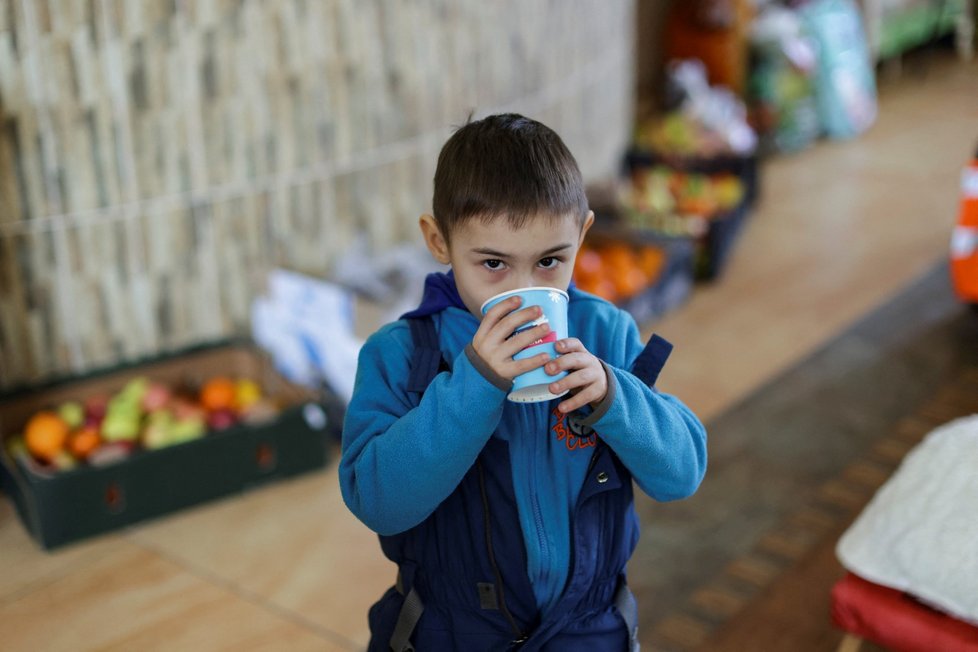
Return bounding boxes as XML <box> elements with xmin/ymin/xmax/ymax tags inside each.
<box><xmin>57</xmin><ymin>401</ymin><xmax>85</xmax><ymax>429</ymax></box>
<box><xmin>141</xmin><ymin>410</ymin><xmax>175</xmax><ymax>449</ymax></box>
<box><xmin>119</xmin><ymin>377</ymin><xmax>149</xmax><ymax>404</ymax></box>
<box><xmin>51</xmin><ymin>450</ymin><xmax>78</xmax><ymax>471</ymax></box>
<box><xmin>169</xmin><ymin>417</ymin><xmax>206</xmax><ymax>445</ymax></box>
<box><xmin>102</xmin><ymin>412</ymin><xmax>141</xmax><ymax>442</ymax></box>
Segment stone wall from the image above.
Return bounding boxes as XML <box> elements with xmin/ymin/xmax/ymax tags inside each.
<box><xmin>0</xmin><ymin>0</ymin><xmax>635</xmax><ymax>389</ymax></box>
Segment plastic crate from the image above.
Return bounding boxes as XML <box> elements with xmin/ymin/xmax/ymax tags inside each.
<box><xmin>0</xmin><ymin>343</ymin><xmax>343</xmax><ymax>550</ymax></box>
<box><xmin>694</xmin><ymin>199</ymin><xmax>750</xmax><ymax>281</ymax></box>
<box><xmin>623</xmin><ymin>148</ymin><xmax>761</xmax><ymax>208</ymax></box>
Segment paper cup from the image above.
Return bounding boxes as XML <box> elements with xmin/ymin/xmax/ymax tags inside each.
<box><xmin>480</xmin><ymin>287</ymin><xmax>570</xmax><ymax>403</ymax></box>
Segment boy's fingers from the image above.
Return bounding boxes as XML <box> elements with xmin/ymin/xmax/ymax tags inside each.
<box><xmin>509</xmin><ymin>352</ymin><xmax>550</xmax><ymax>378</ymax></box>
<box><xmin>482</xmin><ymin>296</ymin><xmax>523</xmax><ymax>326</ymax></box>
<box><xmin>495</xmin><ymin>305</ymin><xmax>543</xmax><ymax>338</ymax></box>
<box><xmin>544</xmin><ymin>351</ymin><xmax>585</xmax><ymax>375</ymax></box>
<box><xmin>555</xmin><ymin>338</ymin><xmax>583</xmax><ymax>353</ymax></box>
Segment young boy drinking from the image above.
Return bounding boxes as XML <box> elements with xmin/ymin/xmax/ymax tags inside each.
<box><xmin>340</xmin><ymin>113</ymin><xmax>707</xmax><ymax>651</ymax></box>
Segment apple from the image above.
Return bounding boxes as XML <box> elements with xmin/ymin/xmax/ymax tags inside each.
<box><xmin>169</xmin><ymin>417</ymin><xmax>206</xmax><ymax>444</ymax></box>
<box><xmin>101</xmin><ymin>412</ymin><xmax>141</xmax><ymax>442</ymax></box>
<box><xmin>51</xmin><ymin>450</ymin><xmax>78</xmax><ymax>471</ymax></box>
<box><xmin>119</xmin><ymin>377</ymin><xmax>149</xmax><ymax>404</ymax></box>
<box><xmin>140</xmin><ymin>410</ymin><xmax>173</xmax><ymax>449</ymax></box>
<box><xmin>4</xmin><ymin>434</ymin><xmax>27</xmax><ymax>459</ymax></box>
<box><xmin>84</xmin><ymin>394</ymin><xmax>110</xmax><ymax>421</ymax></box>
<box><xmin>234</xmin><ymin>379</ymin><xmax>262</xmax><ymax>412</ymax></box>
<box><xmin>207</xmin><ymin>409</ymin><xmax>238</xmax><ymax>431</ymax></box>
<box><xmin>171</xmin><ymin>398</ymin><xmax>206</xmax><ymax>422</ymax></box>
<box><xmin>141</xmin><ymin>382</ymin><xmax>172</xmax><ymax>412</ymax></box>
<box><xmin>57</xmin><ymin>401</ymin><xmax>85</xmax><ymax>429</ymax></box>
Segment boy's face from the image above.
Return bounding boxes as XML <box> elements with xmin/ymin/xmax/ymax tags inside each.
<box><xmin>420</xmin><ymin>211</ymin><xmax>594</xmax><ymax>318</ymax></box>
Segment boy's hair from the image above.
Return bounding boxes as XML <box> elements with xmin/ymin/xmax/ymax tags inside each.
<box><xmin>432</xmin><ymin>113</ymin><xmax>588</xmax><ymax>242</ymax></box>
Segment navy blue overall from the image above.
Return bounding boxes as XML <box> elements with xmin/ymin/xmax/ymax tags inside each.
<box><xmin>367</xmin><ymin>316</ymin><xmax>672</xmax><ymax>652</ymax></box>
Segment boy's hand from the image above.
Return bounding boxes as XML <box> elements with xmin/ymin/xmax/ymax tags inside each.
<box><xmin>546</xmin><ymin>338</ymin><xmax>608</xmax><ymax>413</ymax></box>
<box><xmin>472</xmin><ymin>296</ymin><xmax>552</xmax><ymax>381</ymax></box>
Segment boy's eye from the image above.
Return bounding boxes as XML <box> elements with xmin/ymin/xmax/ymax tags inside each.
<box><xmin>538</xmin><ymin>257</ymin><xmax>561</xmax><ymax>269</ymax></box>
<box><xmin>483</xmin><ymin>259</ymin><xmax>505</xmax><ymax>270</ymax></box>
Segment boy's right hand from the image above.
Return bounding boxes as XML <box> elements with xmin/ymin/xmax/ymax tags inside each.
<box><xmin>472</xmin><ymin>296</ymin><xmax>552</xmax><ymax>382</ymax></box>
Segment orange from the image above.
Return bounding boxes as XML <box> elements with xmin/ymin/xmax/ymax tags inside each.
<box><xmin>612</xmin><ymin>267</ymin><xmax>649</xmax><ymax>299</ymax></box>
<box><xmin>200</xmin><ymin>377</ymin><xmax>236</xmax><ymax>412</ymax></box>
<box><xmin>68</xmin><ymin>426</ymin><xmax>102</xmax><ymax>460</ymax></box>
<box><xmin>637</xmin><ymin>246</ymin><xmax>666</xmax><ymax>279</ymax></box>
<box><xmin>24</xmin><ymin>411</ymin><xmax>70</xmax><ymax>462</ymax></box>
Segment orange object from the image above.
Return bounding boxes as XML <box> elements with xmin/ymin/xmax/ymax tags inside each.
<box><xmin>68</xmin><ymin>426</ymin><xmax>102</xmax><ymax>460</ymax></box>
<box><xmin>637</xmin><ymin>246</ymin><xmax>667</xmax><ymax>279</ymax></box>
<box><xmin>24</xmin><ymin>411</ymin><xmax>70</xmax><ymax>462</ymax></box>
<box><xmin>200</xmin><ymin>377</ymin><xmax>236</xmax><ymax>412</ymax></box>
<box><xmin>663</xmin><ymin>0</ymin><xmax>753</xmax><ymax>95</ymax></box>
<box><xmin>573</xmin><ymin>248</ymin><xmax>604</xmax><ymax>284</ymax></box>
<box><xmin>950</xmin><ymin>147</ymin><xmax>978</xmax><ymax>302</ymax></box>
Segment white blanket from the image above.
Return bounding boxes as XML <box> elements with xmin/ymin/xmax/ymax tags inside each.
<box><xmin>836</xmin><ymin>415</ymin><xmax>978</xmax><ymax>625</ymax></box>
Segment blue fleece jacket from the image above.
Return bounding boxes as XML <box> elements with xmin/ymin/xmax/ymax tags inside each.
<box><xmin>340</xmin><ymin>273</ymin><xmax>707</xmax><ymax>616</ymax></box>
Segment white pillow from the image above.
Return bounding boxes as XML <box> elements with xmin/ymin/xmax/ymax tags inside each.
<box><xmin>836</xmin><ymin>415</ymin><xmax>978</xmax><ymax>625</ymax></box>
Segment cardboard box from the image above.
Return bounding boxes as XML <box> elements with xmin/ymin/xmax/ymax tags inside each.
<box><xmin>0</xmin><ymin>343</ymin><xmax>343</xmax><ymax>550</ymax></box>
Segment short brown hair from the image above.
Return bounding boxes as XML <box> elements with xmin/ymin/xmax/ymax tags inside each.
<box><xmin>432</xmin><ymin>113</ymin><xmax>588</xmax><ymax>242</ymax></box>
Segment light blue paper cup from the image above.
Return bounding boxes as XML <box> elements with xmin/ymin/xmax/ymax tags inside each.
<box><xmin>480</xmin><ymin>287</ymin><xmax>570</xmax><ymax>403</ymax></box>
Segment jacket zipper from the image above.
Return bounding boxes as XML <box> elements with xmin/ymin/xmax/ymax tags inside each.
<box><xmin>477</xmin><ymin>458</ymin><xmax>526</xmax><ymax>642</ymax></box>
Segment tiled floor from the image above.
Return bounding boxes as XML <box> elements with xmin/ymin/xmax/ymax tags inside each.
<box><xmin>1</xmin><ymin>52</ymin><xmax>976</xmax><ymax>651</ymax></box>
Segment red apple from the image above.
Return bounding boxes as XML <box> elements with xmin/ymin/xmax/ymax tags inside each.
<box><xmin>207</xmin><ymin>409</ymin><xmax>238</xmax><ymax>431</ymax></box>
<box><xmin>141</xmin><ymin>382</ymin><xmax>172</xmax><ymax>412</ymax></box>
<box><xmin>84</xmin><ymin>394</ymin><xmax>110</xmax><ymax>421</ymax></box>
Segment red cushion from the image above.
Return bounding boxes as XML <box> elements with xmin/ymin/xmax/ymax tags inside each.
<box><xmin>831</xmin><ymin>573</ymin><xmax>978</xmax><ymax>652</ymax></box>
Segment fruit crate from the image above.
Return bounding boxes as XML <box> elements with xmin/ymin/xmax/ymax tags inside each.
<box><xmin>576</xmin><ymin>223</ymin><xmax>696</xmax><ymax>324</ymax></box>
<box><xmin>693</xmin><ymin>197</ymin><xmax>750</xmax><ymax>281</ymax></box>
<box><xmin>0</xmin><ymin>342</ymin><xmax>344</xmax><ymax>550</ymax></box>
<box><xmin>617</xmin><ymin>236</ymin><xmax>695</xmax><ymax>324</ymax></box>
<box><xmin>623</xmin><ymin>148</ymin><xmax>761</xmax><ymax>209</ymax></box>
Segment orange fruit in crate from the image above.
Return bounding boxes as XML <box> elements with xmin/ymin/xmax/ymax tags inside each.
<box><xmin>200</xmin><ymin>377</ymin><xmax>236</xmax><ymax>412</ymax></box>
<box><xmin>613</xmin><ymin>266</ymin><xmax>649</xmax><ymax>300</ymax></box>
<box><xmin>68</xmin><ymin>426</ymin><xmax>102</xmax><ymax>460</ymax></box>
<box><xmin>637</xmin><ymin>246</ymin><xmax>666</xmax><ymax>280</ymax></box>
<box><xmin>24</xmin><ymin>411</ymin><xmax>70</xmax><ymax>462</ymax></box>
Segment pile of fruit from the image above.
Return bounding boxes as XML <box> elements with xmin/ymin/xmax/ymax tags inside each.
<box><xmin>573</xmin><ymin>240</ymin><xmax>667</xmax><ymax>304</ymax></box>
<box><xmin>5</xmin><ymin>376</ymin><xmax>279</xmax><ymax>471</ymax></box>
<box><xmin>621</xmin><ymin>165</ymin><xmax>745</xmax><ymax>235</ymax></box>
<box><xmin>635</xmin><ymin>112</ymin><xmax>735</xmax><ymax>160</ymax></box>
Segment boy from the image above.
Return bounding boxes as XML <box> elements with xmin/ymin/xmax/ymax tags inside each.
<box><xmin>340</xmin><ymin>113</ymin><xmax>707</xmax><ymax>651</ymax></box>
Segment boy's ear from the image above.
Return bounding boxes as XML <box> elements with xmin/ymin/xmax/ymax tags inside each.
<box><xmin>419</xmin><ymin>214</ymin><xmax>451</xmax><ymax>265</ymax></box>
<box><xmin>578</xmin><ymin>210</ymin><xmax>595</xmax><ymax>244</ymax></box>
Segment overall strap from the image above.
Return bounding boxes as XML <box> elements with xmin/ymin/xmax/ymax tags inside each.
<box><xmin>406</xmin><ymin>316</ymin><xmax>447</xmax><ymax>396</ymax></box>
<box><xmin>390</xmin><ymin>315</ymin><xmax>444</xmax><ymax>651</ymax></box>
<box><xmin>631</xmin><ymin>333</ymin><xmax>673</xmax><ymax>388</ymax></box>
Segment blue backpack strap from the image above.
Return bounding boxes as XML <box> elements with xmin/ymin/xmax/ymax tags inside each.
<box><xmin>630</xmin><ymin>334</ymin><xmax>673</xmax><ymax>388</ymax></box>
<box><xmin>406</xmin><ymin>316</ymin><xmax>448</xmax><ymax>397</ymax></box>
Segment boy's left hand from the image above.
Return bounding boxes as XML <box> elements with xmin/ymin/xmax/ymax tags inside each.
<box><xmin>545</xmin><ymin>338</ymin><xmax>608</xmax><ymax>414</ymax></box>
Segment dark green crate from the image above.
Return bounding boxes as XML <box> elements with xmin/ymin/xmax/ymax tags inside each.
<box><xmin>0</xmin><ymin>343</ymin><xmax>341</xmax><ymax>550</ymax></box>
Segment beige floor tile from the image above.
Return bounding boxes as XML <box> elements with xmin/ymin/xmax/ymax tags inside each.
<box><xmin>0</xmin><ymin>539</ymin><xmax>352</xmax><ymax>652</ymax></box>
<box><xmin>124</xmin><ymin>456</ymin><xmax>394</xmax><ymax>649</ymax></box>
<box><xmin>0</xmin><ymin>499</ymin><xmax>133</xmax><ymax>603</ymax></box>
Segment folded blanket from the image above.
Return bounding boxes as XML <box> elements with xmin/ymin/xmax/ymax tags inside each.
<box><xmin>837</xmin><ymin>415</ymin><xmax>978</xmax><ymax>626</ymax></box>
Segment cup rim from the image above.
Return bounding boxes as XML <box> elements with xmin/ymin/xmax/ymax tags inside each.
<box><xmin>480</xmin><ymin>287</ymin><xmax>570</xmax><ymax>314</ymax></box>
